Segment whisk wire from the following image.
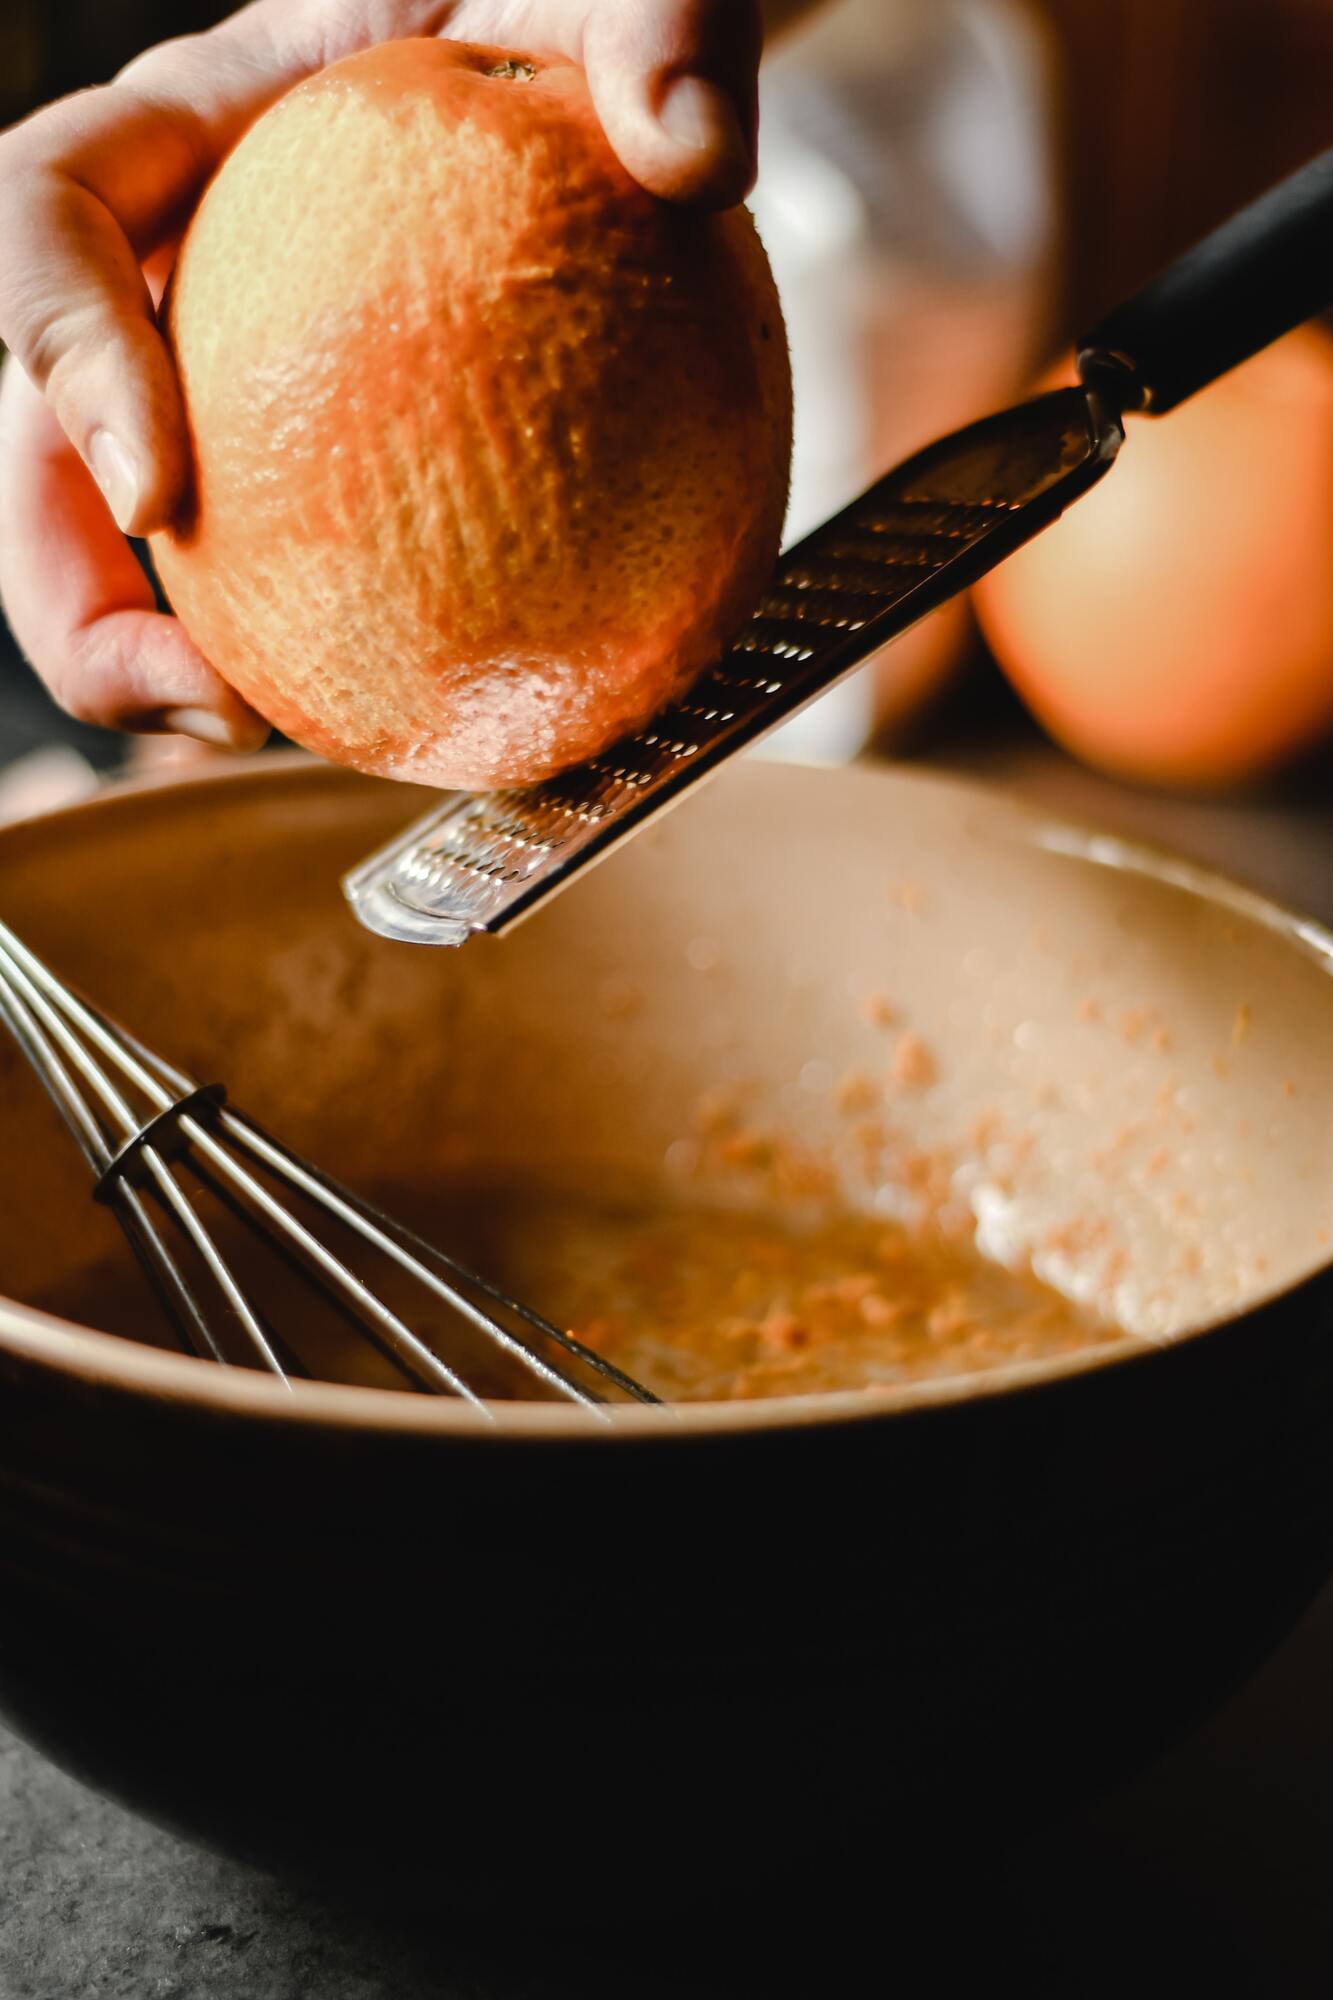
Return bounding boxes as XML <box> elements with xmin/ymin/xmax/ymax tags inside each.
<box><xmin>0</xmin><ymin>919</ymin><xmax>661</xmax><ymax>1410</ymax></box>
<box><xmin>222</xmin><ymin>1113</ymin><xmax>663</xmax><ymax>1407</ymax></box>
<box><xmin>97</xmin><ymin>1021</ymin><xmax>613</xmax><ymax>1404</ymax></box>
<box><xmin>0</xmin><ymin>1012</ymin><xmax>229</xmax><ymax>1368</ymax></box>
<box><xmin>77</xmin><ymin>990</ymin><xmax>654</xmax><ymax>1405</ymax></box>
<box><xmin>0</xmin><ymin>924</ymin><xmax>290</xmax><ymax>1380</ymax></box>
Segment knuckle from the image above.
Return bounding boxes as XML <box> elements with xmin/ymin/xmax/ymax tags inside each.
<box><xmin>113</xmin><ymin>34</ymin><xmax>201</xmax><ymax>90</ymax></box>
<box><xmin>49</xmin><ymin>653</ymin><xmax>107</xmax><ymax>728</ymax></box>
<box><xmin>31</xmin><ymin>302</ymin><xmax>112</xmax><ymax>405</ymax></box>
<box><xmin>110</xmin><ymin>59</ymin><xmax>217</xmax><ymax>195</ymax></box>
<box><xmin>0</xmin><ymin>145</ymin><xmax>40</xmax><ymax>253</ymax></box>
<box><xmin>50</xmin><ymin>677</ymin><xmax>98</xmax><ymax>728</ymax></box>
<box><xmin>0</xmin><ymin>85</ymin><xmax>102</xmax><ymax>178</ymax></box>
<box><xmin>36</xmin><ymin>301</ymin><xmax>166</xmax><ymax>423</ymax></box>
<box><xmin>0</xmin><ymin>103</ymin><xmax>52</xmax><ymax>178</ymax></box>
<box><xmin>52</xmin><ymin>620</ymin><xmax>128</xmax><ymax>729</ymax></box>
<box><xmin>59</xmin><ymin>687</ymin><xmax>104</xmax><ymax>728</ymax></box>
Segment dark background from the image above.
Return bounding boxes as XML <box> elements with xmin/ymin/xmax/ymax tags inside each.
<box><xmin>2</xmin><ymin>4</ymin><xmax>1333</xmax><ymax>1992</ymax></box>
<box><xmin>7</xmin><ymin>0</ymin><xmax>1333</xmax><ymax>316</ymax></box>
<box><xmin>3</xmin><ymin>0</ymin><xmax>1333</xmax><ymax>780</ymax></box>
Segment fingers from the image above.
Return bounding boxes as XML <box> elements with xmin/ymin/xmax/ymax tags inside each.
<box><xmin>0</xmin><ymin>2</ymin><xmax>458</xmax><ymax>540</ymax></box>
<box><xmin>0</xmin><ymin>0</ymin><xmax>458</xmax><ymax>740</ymax></box>
<box><xmin>0</xmin><ymin>0</ymin><xmax>764</xmax><ymax>753</ymax></box>
<box><xmin>0</xmin><ymin>357</ymin><xmax>268</xmax><ymax>746</ymax></box>
<box><xmin>2</xmin><ymin>167</ymin><xmax>193</xmax><ymax>540</ymax></box>
<box><xmin>0</xmin><ymin>15</ymin><xmax>282</xmax><ymax>538</ymax></box>
<box><xmin>580</xmin><ymin>0</ymin><xmax>763</xmax><ymax>207</ymax></box>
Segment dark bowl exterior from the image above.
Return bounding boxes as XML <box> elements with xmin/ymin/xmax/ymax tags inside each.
<box><xmin>1</xmin><ymin>756</ymin><xmax>1331</xmax><ymax>1908</ymax></box>
<box><xmin>1</xmin><ymin>1271</ymin><xmax>1331</xmax><ymax>1905</ymax></box>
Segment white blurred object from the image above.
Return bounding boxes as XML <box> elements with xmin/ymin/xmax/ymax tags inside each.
<box><xmin>0</xmin><ymin>745</ymin><xmax>99</xmax><ymax>824</ymax></box>
<box><xmin>751</xmin><ymin>0</ymin><xmax>1055</xmax><ymax>762</ymax></box>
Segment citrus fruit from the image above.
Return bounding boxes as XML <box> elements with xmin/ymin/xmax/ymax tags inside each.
<box><xmin>973</xmin><ymin>328</ymin><xmax>1333</xmax><ymax>789</ymax></box>
<box><xmin>153</xmin><ymin>39</ymin><xmax>792</xmax><ymax>787</ymax></box>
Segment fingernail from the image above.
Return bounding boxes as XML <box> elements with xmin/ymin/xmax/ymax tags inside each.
<box><xmin>657</xmin><ymin>75</ymin><xmax>751</xmax><ymax>171</ymax></box>
<box><xmin>162</xmin><ymin>706</ymin><xmax>267</xmax><ymax>752</ymax></box>
<box><xmin>88</xmin><ymin>429</ymin><xmax>139</xmax><ymax>533</ymax></box>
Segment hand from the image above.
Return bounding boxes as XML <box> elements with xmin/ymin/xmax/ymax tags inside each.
<box><xmin>0</xmin><ymin>0</ymin><xmax>765</xmax><ymax>748</ymax></box>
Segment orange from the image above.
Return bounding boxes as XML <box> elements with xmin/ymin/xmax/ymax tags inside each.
<box><xmin>973</xmin><ymin>328</ymin><xmax>1333</xmax><ymax>789</ymax></box>
<box><xmin>153</xmin><ymin>40</ymin><xmax>792</xmax><ymax>788</ymax></box>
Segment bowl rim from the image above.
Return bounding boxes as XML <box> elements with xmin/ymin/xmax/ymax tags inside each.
<box><xmin>0</xmin><ymin>750</ymin><xmax>1329</xmax><ymax>1442</ymax></box>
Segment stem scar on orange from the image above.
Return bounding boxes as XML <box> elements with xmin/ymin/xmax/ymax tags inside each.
<box><xmin>153</xmin><ymin>40</ymin><xmax>792</xmax><ymax>789</ymax></box>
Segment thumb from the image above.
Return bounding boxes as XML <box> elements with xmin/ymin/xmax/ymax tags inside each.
<box><xmin>582</xmin><ymin>0</ymin><xmax>763</xmax><ymax>209</ymax></box>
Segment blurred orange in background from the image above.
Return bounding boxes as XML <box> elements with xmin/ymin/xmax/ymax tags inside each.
<box><xmin>961</xmin><ymin>0</ymin><xmax>1333</xmax><ymax>791</ymax></box>
<box><xmin>1005</xmin><ymin>0</ymin><xmax>1333</xmax><ymax>794</ymax></box>
<box><xmin>760</xmin><ymin>0</ymin><xmax>1333</xmax><ymax>785</ymax></box>
<box><xmin>975</xmin><ymin>327</ymin><xmax>1333</xmax><ymax>789</ymax></box>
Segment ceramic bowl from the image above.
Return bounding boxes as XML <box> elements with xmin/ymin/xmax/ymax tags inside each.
<box><xmin>0</xmin><ymin>756</ymin><xmax>1330</xmax><ymax>1905</ymax></box>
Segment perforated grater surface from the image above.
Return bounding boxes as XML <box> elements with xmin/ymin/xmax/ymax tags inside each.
<box><xmin>344</xmin><ymin>387</ymin><xmax>1122</xmax><ymax>946</ymax></box>
<box><xmin>343</xmin><ymin>144</ymin><xmax>1333</xmax><ymax>946</ymax></box>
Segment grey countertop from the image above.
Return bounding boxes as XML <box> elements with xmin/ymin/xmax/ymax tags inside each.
<box><xmin>6</xmin><ymin>1560</ymin><xmax>1333</xmax><ymax>1999</ymax></box>
<box><xmin>1</xmin><ymin>659</ymin><xmax>1332</xmax><ymax>1998</ymax></box>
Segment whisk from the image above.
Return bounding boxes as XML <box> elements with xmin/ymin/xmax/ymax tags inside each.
<box><xmin>0</xmin><ymin>919</ymin><xmax>659</xmax><ymax>1415</ymax></box>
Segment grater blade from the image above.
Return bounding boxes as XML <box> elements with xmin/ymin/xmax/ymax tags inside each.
<box><xmin>344</xmin><ymin>385</ymin><xmax>1122</xmax><ymax>947</ymax></box>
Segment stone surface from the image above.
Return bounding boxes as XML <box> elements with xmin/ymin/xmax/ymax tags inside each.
<box><xmin>5</xmin><ymin>1573</ymin><xmax>1333</xmax><ymax>2000</ymax></box>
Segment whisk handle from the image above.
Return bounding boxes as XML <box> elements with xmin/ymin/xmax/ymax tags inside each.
<box><xmin>1077</xmin><ymin>147</ymin><xmax>1333</xmax><ymax>415</ymax></box>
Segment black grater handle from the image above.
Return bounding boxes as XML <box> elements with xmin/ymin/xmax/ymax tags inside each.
<box><xmin>1078</xmin><ymin>147</ymin><xmax>1333</xmax><ymax>415</ymax></box>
